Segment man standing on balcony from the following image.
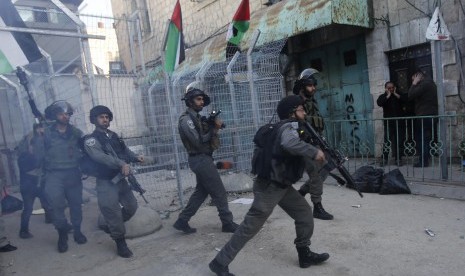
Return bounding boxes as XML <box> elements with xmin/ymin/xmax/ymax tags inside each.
<box><xmin>293</xmin><ymin>68</ymin><xmax>333</xmax><ymax>220</ymax></box>
<box><xmin>377</xmin><ymin>81</ymin><xmax>407</xmax><ymax>166</ymax></box>
<box><xmin>408</xmin><ymin>69</ymin><xmax>438</xmax><ymax>167</ymax></box>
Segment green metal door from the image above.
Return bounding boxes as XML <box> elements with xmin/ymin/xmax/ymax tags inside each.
<box><xmin>301</xmin><ymin>35</ymin><xmax>373</xmax><ymax>157</ymax></box>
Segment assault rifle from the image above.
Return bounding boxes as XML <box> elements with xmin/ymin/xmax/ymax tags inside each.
<box><xmin>16</xmin><ymin>67</ymin><xmax>44</xmax><ymax>123</ymax></box>
<box><xmin>112</xmin><ymin>170</ymin><xmax>149</xmax><ymax>203</ymax></box>
<box><xmin>203</xmin><ymin>110</ymin><xmax>225</xmax><ymax>129</ymax></box>
<box><xmin>301</xmin><ymin>122</ymin><xmax>363</xmax><ymax>198</ymax></box>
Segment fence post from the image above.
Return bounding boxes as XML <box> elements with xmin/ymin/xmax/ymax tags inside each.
<box><xmin>227</xmin><ymin>52</ymin><xmax>244</xmax><ymax>170</ymax></box>
<box><xmin>195</xmin><ymin>62</ymin><xmax>211</xmax><ymax>82</ymax></box>
<box><xmin>134</xmin><ymin>12</ymin><xmax>146</xmax><ymax>76</ymax></box>
<box><xmin>168</xmin><ymin>74</ymin><xmax>185</xmax><ymax>208</ymax></box>
<box><xmin>433</xmin><ymin>40</ymin><xmax>448</xmax><ymax>180</ymax></box>
<box><xmin>247</xmin><ymin>29</ymin><xmax>261</xmax><ymax>129</ymax></box>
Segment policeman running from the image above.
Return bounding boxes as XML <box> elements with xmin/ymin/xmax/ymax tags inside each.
<box><xmin>83</xmin><ymin>105</ymin><xmax>144</xmax><ymax>258</ymax></box>
<box><xmin>293</xmin><ymin>68</ymin><xmax>334</xmax><ymax>220</ymax></box>
<box><xmin>173</xmin><ymin>81</ymin><xmax>239</xmax><ymax>234</ymax></box>
<box><xmin>209</xmin><ymin>95</ymin><xmax>330</xmax><ymax>276</ymax></box>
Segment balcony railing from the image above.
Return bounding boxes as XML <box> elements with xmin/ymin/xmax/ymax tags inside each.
<box><xmin>325</xmin><ymin>114</ymin><xmax>465</xmax><ymax>184</ymax></box>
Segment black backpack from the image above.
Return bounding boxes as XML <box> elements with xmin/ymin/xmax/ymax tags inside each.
<box><xmin>250</xmin><ymin>120</ymin><xmax>287</xmax><ymax>179</ymax></box>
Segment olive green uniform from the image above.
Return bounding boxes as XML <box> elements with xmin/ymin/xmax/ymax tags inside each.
<box><xmin>42</xmin><ymin>124</ymin><xmax>84</xmax><ymax>232</ymax></box>
<box><xmin>84</xmin><ymin>129</ymin><xmax>139</xmax><ymax>240</ymax></box>
<box><xmin>177</xmin><ymin>108</ymin><xmax>234</xmax><ymax>226</ymax></box>
<box><xmin>214</xmin><ymin>121</ymin><xmax>319</xmax><ymax>266</ymax></box>
<box><xmin>299</xmin><ymin>97</ymin><xmax>329</xmax><ymax>204</ymax></box>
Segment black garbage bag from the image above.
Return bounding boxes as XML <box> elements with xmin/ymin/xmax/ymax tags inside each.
<box><xmin>379</xmin><ymin>169</ymin><xmax>411</xmax><ymax>195</ymax></box>
<box><xmin>1</xmin><ymin>194</ymin><xmax>23</xmax><ymax>214</ymax></box>
<box><xmin>349</xmin><ymin>166</ymin><xmax>384</xmax><ymax>193</ymax></box>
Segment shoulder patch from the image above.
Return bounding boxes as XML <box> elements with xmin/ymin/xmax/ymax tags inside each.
<box><xmin>85</xmin><ymin>137</ymin><xmax>96</xmax><ymax>147</ymax></box>
<box><xmin>187</xmin><ymin>119</ymin><xmax>195</xmax><ymax>129</ymax></box>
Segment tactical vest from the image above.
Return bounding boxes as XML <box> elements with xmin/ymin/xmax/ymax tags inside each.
<box><xmin>304</xmin><ymin>97</ymin><xmax>325</xmax><ymax>133</ymax></box>
<box><xmin>92</xmin><ymin>131</ymin><xmax>128</xmax><ymax>162</ymax></box>
<box><xmin>43</xmin><ymin>125</ymin><xmax>82</xmax><ymax>170</ymax></box>
<box><xmin>179</xmin><ymin>111</ymin><xmax>217</xmax><ymax>155</ymax></box>
<box><xmin>269</xmin><ymin>121</ymin><xmax>305</xmax><ymax>187</ymax></box>
<box><xmin>87</xmin><ymin>130</ymin><xmax>127</xmax><ymax>179</ymax></box>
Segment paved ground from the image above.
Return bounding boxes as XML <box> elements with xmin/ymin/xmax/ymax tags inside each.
<box><xmin>1</xmin><ymin>178</ymin><xmax>464</xmax><ymax>276</ymax></box>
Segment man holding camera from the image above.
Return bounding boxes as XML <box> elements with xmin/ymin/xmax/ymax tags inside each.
<box><xmin>173</xmin><ymin>81</ymin><xmax>239</xmax><ymax>234</ymax></box>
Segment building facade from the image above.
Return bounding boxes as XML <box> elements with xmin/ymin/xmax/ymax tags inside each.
<box><xmin>109</xmin><ymin>0</ymin><xmax>464</xmax><ymax>157</ymax></box>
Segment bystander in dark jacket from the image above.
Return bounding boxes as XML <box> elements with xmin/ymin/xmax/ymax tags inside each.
<box><xmin>376</xmin><ymin>81</ymin><xmax>408</xmax><ymax>165</ymax></box>
<box><xmin>408</xmin><ymin>70</ymin><xmax>438</xmax><ymax>167</ymax></box>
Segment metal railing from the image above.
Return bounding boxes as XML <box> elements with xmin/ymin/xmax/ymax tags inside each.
<box><xmin>326</xmin><ymin>114</ymin><xmax>465</xmax><ymax>184</ymax></box>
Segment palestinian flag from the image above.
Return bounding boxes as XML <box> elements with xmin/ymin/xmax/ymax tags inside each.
<box><xmin>0</xmin><ymin>0</ymin><xmax>42</xmax><ymax>74</ymax></box>
<box><xmin>226</xmin><ymin>0</ymin><xmax>250</xmax><ymax>58</ymax></box>
<box><xmin>164</xmin><ymin>0</ymin><xmax>185</xmax><ymax>73</ymax></box>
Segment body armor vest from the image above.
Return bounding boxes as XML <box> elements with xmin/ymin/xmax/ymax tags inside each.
<box><xmin>304</xmin><ymin>97</ymin><xmax>325</xmax><ymax>133</ymax></box>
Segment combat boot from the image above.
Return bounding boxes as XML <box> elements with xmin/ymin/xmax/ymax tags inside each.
<box><xmin>209</xmin><ymin>259</ymin><xmax>235</xmax><ymax>276</ymax></box>
<box><xmin>221</xmin><ymin>222</ymin><xmax>239</xmax><ymax>233</ymax></box>
<box><xmin>296</xmin><ymin>246</ymin><xmax>329</xmax><ymax>268</ymax></box>
<box><xmin>57</xmin><ymin>229</ymin><xmax>68</xmax><ymax>253</ymax></box>
<box><xmin>73</xmin><ymin>230</ymin><xmax>87</xmax><ymax>244</ymax></box>
<box><xmin>313</xmin><ymin>202</ymin><xmax>334</xmax><ymax>220</ymax></box>
<box><xmin>19</xmin><ymin>229</ymin><xmax>33</xmax><ymax>239</ymax></box>
<box><xmin>115</xmin><ymin>238</ymin><xmax>133</xmax><ymax>258</ymax></box>
<box><xmin>0</xmin><ymin>243</ymin><xmax>17</xmax><ymax>252</ymax></box>
<box><xmin>173</xmin><ymin>219</ymin><xmax>197</xmax><ymax>234</ymax></box>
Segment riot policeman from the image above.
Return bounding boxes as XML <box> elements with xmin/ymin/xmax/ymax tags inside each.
<box><xmin>83</xmin><ymin>105</ymin><xmax>143</xmax><ymax>258</ymax></box>
<box><xmin>209</xmin><ymin>95</ymin><xmax>329</xmax><ymax>275</ymax></box>
<box><xmin>41</xmin><ymin>100</ymin><xmax>87</xmax><ymax>253</ymax></box>
<box><xmin>174</xmin><ymin>81</ymin><xmax>238</xmax><ymax>234</ymax></box>
<box><xmin>293</xmin><ymin>68</ymin><xmax>334</xmax><ymax>220</ymax></box>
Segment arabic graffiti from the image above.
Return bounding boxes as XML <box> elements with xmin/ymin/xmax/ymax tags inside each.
<box><xmin>345</xmin><ymin>93</ymin><xmax>361</xmax><ymax>154</ymax></box>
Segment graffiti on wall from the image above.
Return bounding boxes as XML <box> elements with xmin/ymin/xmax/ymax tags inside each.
<box><xmin>344</xmin><ymin>93</ymin><xmax>361</xmax><ymax>154</ymax></box>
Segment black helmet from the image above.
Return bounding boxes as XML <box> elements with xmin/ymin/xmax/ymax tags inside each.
<box><xmin>44</xmin><ymin>100</ymin><xmax>74</xmax><ymax>120</ymax></box>
<box><xmin>89</xmin><ymin>105</ymin><xmax>113</xmax><ymax>124</ymax></box>
<box><xmin>182</xmin><ymin>81</ymin><xmax>211</xmax><ymax>107</ymax></box>
<box><xmin>293</xmin><ymin>68</ymin><xmax>319</xmax><ymax>95</ymax></box>
<box><xmin>277</xmin><ymin>95</ymin><xmax>304</xmax><ymax>120</ymax></box>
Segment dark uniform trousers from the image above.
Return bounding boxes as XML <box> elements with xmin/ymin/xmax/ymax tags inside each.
<box><xmin>215</xmin><ymin>178</ymin><xmax>314</xmax><ymax>266</ymax></box>
<box><xmin>179</xmin><ymin>154</ymin><xmax>233</xmax><ymax>225</ymax></box>
<box><xmin>44</xmin><ymin>168</ymin><xmax>82</xmax><ymax>231</ymax></box>
<box><xmin>20</xmin><ymin>173</ymin><xmax>51</xmax><ymax>230</ymax></box>
<box><xmin>96</xmin><ymin>178</ymin><xmax>138</xmax><ymax>240</ymax></box>
<box><xmin>300</xmin><ymin>153</ymin><xmax>329</xmax><ymax>204</ymax></box>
